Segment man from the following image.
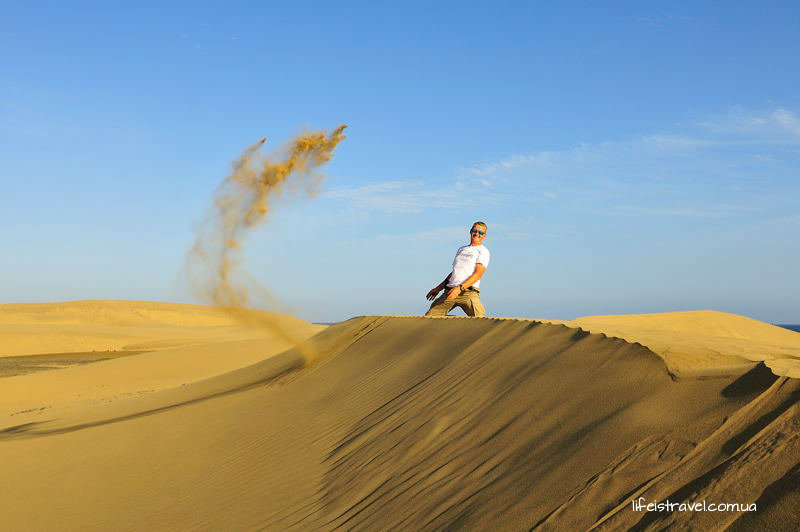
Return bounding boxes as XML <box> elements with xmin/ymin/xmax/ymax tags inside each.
<box><xmin>425</xmin><ymin>221</ymin><xmax>490</xmax><ymax>317</ymax></box>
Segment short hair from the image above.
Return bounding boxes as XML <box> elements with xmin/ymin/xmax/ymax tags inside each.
<box><xmin>472</xmin><ymin>221</ymin><xmax>487</xmax><ymax>232</ymax></box>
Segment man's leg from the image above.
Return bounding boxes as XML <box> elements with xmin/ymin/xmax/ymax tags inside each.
<box><xmin>456</xmin><ymin>290</ymin><xmax>486</xmax><ymax>317</ymax></box>
<box><xmin>425</xmin><ymin>292</ymin><xmax>456</xmax><ymax>316</ymax></box>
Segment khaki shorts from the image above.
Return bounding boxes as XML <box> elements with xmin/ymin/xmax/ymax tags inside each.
<box><xmin>425</xmin><ymin>287</ymin><xmax>486</xmax><ymax>317</ymax></box>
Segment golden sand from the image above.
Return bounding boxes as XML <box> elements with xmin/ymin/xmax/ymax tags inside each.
<box><xmin>543</xmin><ymin>310</ymin><xmax>800</xmax><ymax>379</ymax></box>
<box><xmin>187</xmin><ymin>126</ymin><xmax>346</xmax><ymax>349</ymax></box>
<box><xmin>0</xmin><ymin>301</ymin><xmax>798</xmax><ymax>532</ymax></box>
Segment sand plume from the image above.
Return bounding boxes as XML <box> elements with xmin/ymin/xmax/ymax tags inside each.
<box><xmin>187</xmin><ymin>125</ymin><xmax>347</xmax><ymax>349</ymax></box>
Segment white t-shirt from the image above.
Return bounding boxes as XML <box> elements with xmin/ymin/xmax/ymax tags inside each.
<box><xmin>447</xmin><ymin>244</ymin><xmax>490</xmax><ymax>289</ymax></box>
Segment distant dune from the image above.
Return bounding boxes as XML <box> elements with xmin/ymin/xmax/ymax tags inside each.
<box><xmin>0</xmin><ymin>300</ymin><xmax>319</xmax><ymax>357</ymax></box>
<box><xmin>550</xmin><ymin>310</ymin><xmax>800</xmax><ymax>379</ymax></box>
<box><xmin>0</xmin><ymin>302</ymin><xmax>798</xmax><ymax>531</ymax></box>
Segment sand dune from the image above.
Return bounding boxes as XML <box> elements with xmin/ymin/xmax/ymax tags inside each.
<box><xmin>559</xmin><ymin>310</ymin><xmax>800</xmax><ymax>378</ymax></box>
<box><xmin>0</xmin><ymin>302</ymin><xmax>798</xmax><ymax>531</ymax></box>
<box><xmin>0</xmin><ymin>300</ymin><xmax>318</xmax><ymax>357</ymax></box>
<box><xmin>0</xmin><ymin>301</ymin><xmax>323</xmax><ymax>423</ymax></box>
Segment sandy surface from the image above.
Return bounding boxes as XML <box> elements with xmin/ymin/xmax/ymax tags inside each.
<box><xmin>544</xmin><ymin>310</ymin><xmax>800</xmax><ymax>379</ymax></box>
<box><xmin>0</xmin><ymin>300</ymin><xmax>321</xmax><ymax>357</ymax></box>
<box><xmin>0</xmin><ymin>350</ymin><xmax>151</xmax><ymax>378</ymax></box>
<box><xmin>0</xmin><ymin>301</ymin><xmax>798</xmax><ymax>531</ymax></box>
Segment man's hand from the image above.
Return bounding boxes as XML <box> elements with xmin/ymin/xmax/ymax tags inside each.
<box><xmin>445</xmin><ymin>286</ymin><xmax>462</xmax><ymax>300</ymax></box>
<box><xmin>426</xmin><ymin>287</ymin><xmax>441</xmax><ymax>301</ymax></box>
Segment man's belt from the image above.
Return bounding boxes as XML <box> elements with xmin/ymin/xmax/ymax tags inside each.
<box><xmin>449</xmin><ymin>285</ymin><xmax>479</xmax><ymax>293</ymax></box>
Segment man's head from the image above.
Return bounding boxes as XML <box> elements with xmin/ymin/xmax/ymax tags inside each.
<box><xmin>469</xmin><ymin>221</ymin><xmax>487</xmax><ymax>245</ymax></box>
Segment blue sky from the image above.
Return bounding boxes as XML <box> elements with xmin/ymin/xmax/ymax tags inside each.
<box><xmin>2</xmin><ymin>1</ymin><xmax>799</xmax><ymax>323</ymax></box>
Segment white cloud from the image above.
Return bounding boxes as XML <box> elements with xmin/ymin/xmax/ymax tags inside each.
<box><xmin>638</xmin><ymin>134</ymin><xmax>715</xmax><ymax>150</ymax></box>
<box><xmin>325</xmin><ymin>106</ymin><xmax>798</xmax><ymax>224</ymax></box>
<box><xmin>464</xmin><ymin>152</ymin><xmax>554</xmax><ymax>177</ymax></box>
<box><xmin>459</xmin><ymin>136</ymin><xmax>711</xmax><ymax>182</ymax></box>
<box><xmin>695</xmin><ymin>107</ymin><xmax>800</xmax><ymax>143</ymax></box>
<box><xmin>772</xmin><ymin>108</ymin><xmax>800</xmax><ymax>136</ymax></box>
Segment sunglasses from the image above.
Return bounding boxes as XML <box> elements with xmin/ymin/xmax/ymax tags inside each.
<box><xmin>470</xmin><ymin>229</ymin><xmax>485</xmax><ymax>236</ymax></box>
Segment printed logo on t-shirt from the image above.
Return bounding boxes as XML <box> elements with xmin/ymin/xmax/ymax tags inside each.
<box><xmin>454</xmin><ymin>248</ymin><xmax>476</xmax><ymax>265</ymax></box>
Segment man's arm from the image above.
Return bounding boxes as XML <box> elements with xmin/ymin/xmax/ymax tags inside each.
<box><xmin>426</xmin><ymin>273</ymin><xmax>451</xmax><ymax>301</ymax></box>
<box><xmin>445</xmin><ymin>263</ymin><xmax>486</xmax><ymax>300</ymax></box>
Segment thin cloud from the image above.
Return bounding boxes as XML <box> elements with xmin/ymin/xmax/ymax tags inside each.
<box><xmin>465</xmin><ymin>152</ymin><xmax>554</xmax><ymax>177</ymax></box>
<box><xmin>638</xmin><ymin>134</ymin><xmax>716</xmax><ymax>150</ymax></box>
<box><xmin>463</xmin><ymin>107</ymin><xmax>800</xmax><ymax>181</ymax></box>
<box><xmin>695</xmin><ymin>107</ymin><xmax>800</xmax><ymax>143</ymax></box>
<box><xmin>326</xmin><ymin>106</ymin><xmax>797</xmax><ymax>226</ymax></box>
<box><xmin>772</xmin><ymin>108</ymin><xmax>800</xmax><ymax>136</ymax></box>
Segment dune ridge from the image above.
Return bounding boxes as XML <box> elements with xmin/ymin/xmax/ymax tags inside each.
<box><xmin>1</xmin><ymin>303</ymin><xmax>799</xmax><ymax>531</ymax></box>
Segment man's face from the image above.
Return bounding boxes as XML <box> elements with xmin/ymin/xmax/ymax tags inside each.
<box><xmin>469</xmin><ymin>224</ymin><xmax>487</xmax><ymax>245</ymax></box>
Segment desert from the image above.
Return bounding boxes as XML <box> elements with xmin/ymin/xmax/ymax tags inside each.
<box><xmin>1</xmin><ymin>300</ymin><xmax>799</xmax><ymax>531</ymax></box>
<box><xmin>5</xmin><ymin>4</ymin><xmax>799</xmax><ymax>531</ymax></box>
